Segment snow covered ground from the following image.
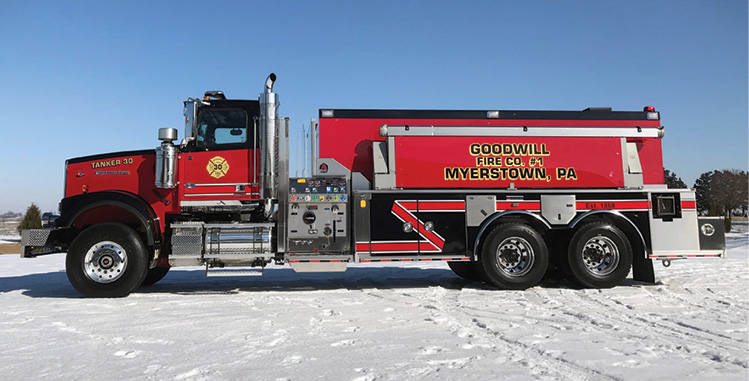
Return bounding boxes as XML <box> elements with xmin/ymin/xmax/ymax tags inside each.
<box><xmin>0</xmin><ymin>231</ymin><xmax>747</xmax><ymax>380</ymax></box>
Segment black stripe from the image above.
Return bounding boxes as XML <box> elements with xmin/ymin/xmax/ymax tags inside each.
<box><xmin>66</xmin><ymin>149</ymin><xmax>154</xmax><ymax>165</ymax></box>
<box><xmin>319</xmin><ymin>109</ymin><xmax>652</xmax><ymax>121</ymax></box>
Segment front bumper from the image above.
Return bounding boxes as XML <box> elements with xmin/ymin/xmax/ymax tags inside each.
<box><xmin>20</xmin><ymin>228</ymin><xmax>71</xmax><ymax>258</ymax></box>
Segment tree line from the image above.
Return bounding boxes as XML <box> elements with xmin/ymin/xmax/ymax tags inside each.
<box><xmin>665</xmin><ymin>168</ymin><xmax>748</xmax><ymax>231</ymax></box>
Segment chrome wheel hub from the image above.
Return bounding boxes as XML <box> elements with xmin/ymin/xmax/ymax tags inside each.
<box><xmin>582</xmin><ymin>236</ymin><xmax>619</xmax><ymax>277</ymax></box>
<box><xmin>84</xmin><ymin>241</ymin><xmax>127</xmax><ymax>284</ymax></box>
<box><xmin>495</xmin><ymin>237</ymin><xmax>534</xmax><ymax>277</ymax></box>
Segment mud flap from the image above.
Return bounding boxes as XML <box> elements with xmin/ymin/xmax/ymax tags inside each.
<box><xmin>632</xmin><ymin>254</ymin><xmax>655</xmax><ymax>284</ymax></box>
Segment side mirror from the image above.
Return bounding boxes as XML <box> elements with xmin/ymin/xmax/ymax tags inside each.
<box><xmin>182</xmin><ymin>99</ymin><xmax>198</xmax><ymax>146</ymax></box>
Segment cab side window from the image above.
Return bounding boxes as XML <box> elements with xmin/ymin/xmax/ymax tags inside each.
<box><xmin>195</xmin><ymin>109</ymin><xmax>250</xmax><ymax>148</ymax></box>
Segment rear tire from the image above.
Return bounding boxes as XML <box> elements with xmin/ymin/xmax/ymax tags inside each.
<box><xmin>480</xmin><ymin>223</ymin><xmax>548</xmax><ymax>290</ymax></box>
<box><xmin>141</xmin><ymin>266</ymin><xmax>170</xmax><ymax>286</ymax></box>
<box><xmin>66</xmin><ymin>223</ymin><xmax>148</xmax><ymax>297</ymax></box>
<box><xmin>565</xmin><ymin>222</ymin><xmax>632</xmax><ymax>288</ymax></box>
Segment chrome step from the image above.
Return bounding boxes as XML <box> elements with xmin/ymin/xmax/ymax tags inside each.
<box><xmin>205</xmin><ymin>267</ymin><xmax>264</xmax><ymax>277</ymax></box>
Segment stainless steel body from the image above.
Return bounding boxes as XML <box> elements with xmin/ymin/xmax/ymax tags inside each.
<box><xmin>540</xmin><ymin>195</ymin><xmax>577</xmax><ymax>225</ymax></box>
<box><xmin>287</xmin><ymin>177</ymin><xmax>350</xmax><ymax>253</ymax></box>
<box><xmin>380</xmin><ymin>125</ymin><xmax>665</xmax><ymax>139</ymax></box>
<box><xmin>169</xmin><ymin>222</ymin><xmax>274</xmax><ymax>267</ymax></box>
<box><xmin>697</xmin><ymin>217</ymin><xmax>726</xmax><ymax>251</ymax></box>
<box><xmin>276</xmin><ymin>117</ymin><xmax>290</xmax><ymax>255</ymax></box>
<box><xmin>647</xmin><ymin>190</ymin><xmax>726</xmax><ymax>260</ymax></box>
<box><xmin>310</xmin><ymin>118</ymin><xmax>318</xmax><ymax>175</ymax></box>
<box><xmin>204</xmin><ymin>223</ymin><xmax>273</xmax><ymax>256</ymax></box>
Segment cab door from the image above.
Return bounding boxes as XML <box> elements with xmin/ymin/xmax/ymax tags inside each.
<box><xmin>179</xmin><ymin>106</ymin><xmax>261</xmax><ymax>205</ymax></box>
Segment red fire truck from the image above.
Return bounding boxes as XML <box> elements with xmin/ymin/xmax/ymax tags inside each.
<box><xmin>21</xmin><ymin>74</ymin><xmax>726</xmax><ymax>297</ymax></box>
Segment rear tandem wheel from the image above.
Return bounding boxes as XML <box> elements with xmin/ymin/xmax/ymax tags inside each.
<box><xmin>480</xmin><ymin>223</ymin><xmax>549</xmax><ymax>290</ymax></box>
<box><xmin>564</xmin><ymin>222</ymin><xmax>633</xmax><ymax>288</ymax></box>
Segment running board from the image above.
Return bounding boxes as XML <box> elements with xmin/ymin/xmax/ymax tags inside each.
<box><xmin>205</xmin><ymin>266</ymin><xmax>264</xmax><ymax>277</ymax></box>
<box><xmin>287</xmin><ymin>255</ymin><xmax>350</xmax><ymax>273</ymax></box>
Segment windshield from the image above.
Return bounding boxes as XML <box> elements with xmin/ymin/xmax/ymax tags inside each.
<box><xmin>195</xmin><ymin>109</ymin><xmax>252</xmax><ymax>148</ymax></box>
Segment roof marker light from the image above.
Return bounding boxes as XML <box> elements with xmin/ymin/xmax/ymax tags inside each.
<box><xmin>321</xmin><ymin>110</ymin><xmax>334</xmax><ymax>118</ymax></box>
<box><xmin>486</xmin><ymin>111</ymin><xmax>500</xmax><ymax>119</ymax></box>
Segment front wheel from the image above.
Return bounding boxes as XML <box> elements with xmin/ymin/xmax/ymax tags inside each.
<box><xmin>565</xmin><ymin>222</ymin><xmax>633</xmax><ymax>288</ymax></box>
<box><xmin>66</xmin><ymin>223</ymin><xmax>148</xmax><ymax>297</ymax></box>
<box><xmin>480</xmin><ymin>223</ymin><xmax>549</xmax><ymax>290</ymax></box>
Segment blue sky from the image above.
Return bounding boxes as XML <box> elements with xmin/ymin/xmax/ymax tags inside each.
<box><xmin>0</xmin><ymin>0</ymin><xmax>746</xmax><ymax>213</ymax></box>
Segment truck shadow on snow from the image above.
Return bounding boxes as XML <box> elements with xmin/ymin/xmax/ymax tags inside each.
<box><xmin>0</xmin><ymin>267</ymin><xmax>657</xmax><ymax>298</ymax></box>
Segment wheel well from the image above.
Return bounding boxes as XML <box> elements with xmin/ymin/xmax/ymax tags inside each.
<box><xmin>59</xmin><ymin>192</ymin><xmax>160</xmax><ymax>256</ymax></box>
<box><xmin>72</xmin><ymin>205</ymin><xmax>144</xmax><ymax>234</ymax></box>
<box><xmin>473</xmin><ymin>212</ymin><xmax>552</xmax><ymax>261</ymax></box>
<box><xmin>473</xmin><ymin>211</ymin><xmax>647</xmax><ymax>263</ymax></box>
<box><xmin>569</xmin><ymin>214</ymin><xmax>647</xmax><ymax>259</ymax></box>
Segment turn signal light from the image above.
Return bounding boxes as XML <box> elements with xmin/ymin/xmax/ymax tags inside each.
<box><xmin>82</xmin><ymin>184</ymin><xmax>88</xmax><ymax>193</ymax></box>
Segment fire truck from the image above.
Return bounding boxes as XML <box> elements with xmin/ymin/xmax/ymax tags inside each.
<box><xmin>21</xmin><ymin>74</ymin><xmax>726</xmax><ymax>297</ymax></box>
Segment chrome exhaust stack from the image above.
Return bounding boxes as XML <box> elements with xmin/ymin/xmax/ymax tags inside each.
<box><xmin>260</xmin><ymin>73</ymin><xmax>279</xmax><ymax>218</ymax></box>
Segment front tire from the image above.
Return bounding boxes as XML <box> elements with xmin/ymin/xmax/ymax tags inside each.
<box><xmin>480</xmin><ymin>223</ymin><xmax>549</xmax><ymax>290</ymax></box>
<box><xmin>66</xmin><ymin>223</ymin><xmax>148</xmax><ymax>297</ymax></box>
<box><xmin>565</xmin><ymin>222</ymin><xmax>632</xmax><ymax>288</ymax></box>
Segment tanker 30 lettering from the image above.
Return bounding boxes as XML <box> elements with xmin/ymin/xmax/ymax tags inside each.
<box><xmin>90</xmin><ymin>157</ymin><xmax>134</xmax><ymax>169</ymax></box>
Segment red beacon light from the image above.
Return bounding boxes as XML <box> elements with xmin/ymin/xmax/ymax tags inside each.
<box><xmin>644</xmin><ymin>106</ymin><xmax>659</xmax><ymax>120</ymax></box>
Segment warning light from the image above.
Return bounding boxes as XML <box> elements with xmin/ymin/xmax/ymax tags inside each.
<box><xmin>644</xmin><ymin>106</ymin><xmax>655</xmax><ymax>112</ymax></box>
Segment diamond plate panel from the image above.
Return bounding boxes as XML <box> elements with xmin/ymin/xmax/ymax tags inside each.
<box><xmin>21</xmin><ymin>229</ymin><xmax>51</xmax><ymax>246</ymax></box>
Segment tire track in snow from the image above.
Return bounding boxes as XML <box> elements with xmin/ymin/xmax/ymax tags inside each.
<box><xmin>656</xmin><ymin>264</ymin><xmax>749</xmax><ymax>315</ymax></box>
<box><xmin>420</xmin><ymin>286</ymin><xmax>624</xmax><ymax>381</ymax></box>
<box><xmin>524</xmin><ymin>287</ymin><xmax>748</xmax><ymax>370</ymax></box>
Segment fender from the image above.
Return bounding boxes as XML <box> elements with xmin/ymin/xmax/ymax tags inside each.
<box><xmin>472</xmin><ymin>210</ymin><xmax>552</xmax><ymax>260</ymax></box>
<box><xmin>57</xmin><ymin>191</ymin><xmax>161</xmax><ymax>246</ymax></box>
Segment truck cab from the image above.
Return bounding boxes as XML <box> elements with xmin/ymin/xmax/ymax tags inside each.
<box><xmin>176</xmin><ymin>94</ymin><xmax>263</xmax><ymax>213</ymax></box>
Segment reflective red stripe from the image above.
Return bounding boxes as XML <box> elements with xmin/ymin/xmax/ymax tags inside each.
<box><xmin>575</xmin><ymin>201</ymin><xmax>649</xmax><ymax>210</ymax></box>
<box><xmin>681</xmin><ymin>201</ymin><xmax>696</xmax><ymax>209</ymax></box>
<box><xmin>418</xmin><ymin>201</ymin><xmax>465</xmax><ymax>211</ymax></box>
<box><xmin>399</xmin><ymin>201</ymin><xmax>418</xmax><ymax>210</ymax></box>
<box><xmin>370</xmin><ymin>242</ymin><xmax>420</xmax><ymax>252</ymax></box>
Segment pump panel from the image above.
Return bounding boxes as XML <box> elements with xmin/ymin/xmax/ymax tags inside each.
<box><xmin>287</xmin><ymin>177</ymin><xmax>349</xmax><ymax>253</ymax></box>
